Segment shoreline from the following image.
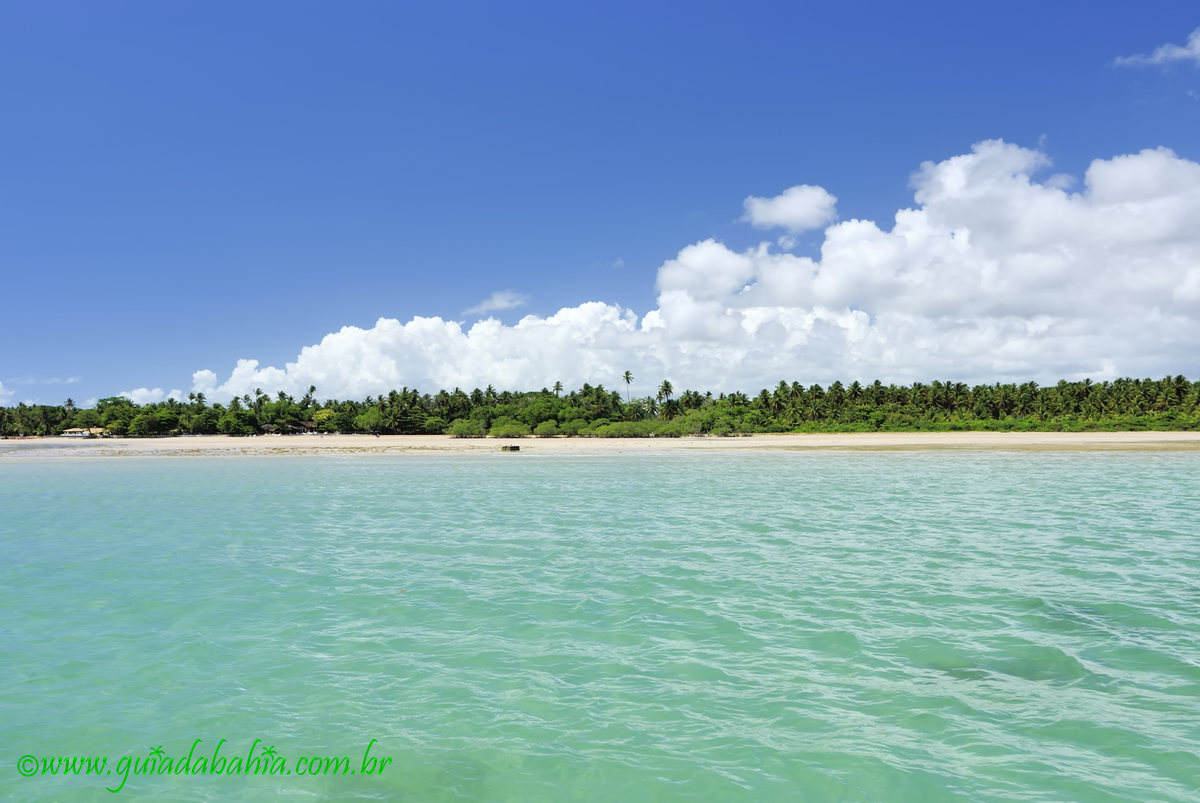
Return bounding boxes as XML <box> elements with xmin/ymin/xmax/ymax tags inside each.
<box><xmin>2</xmin><ymin>431</ymin><xmax>1200</xmax><ymax>459</ymax></box>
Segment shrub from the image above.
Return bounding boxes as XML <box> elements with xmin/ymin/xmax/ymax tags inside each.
<box><xmin>447</xmin><ymin>418</ymin><xmax>485</xmax><ymax>438</ymax></box>
<box><xmin>488</xmin><ymin>418</ymin><xmax>532</xmax><ymax>438</ymax></box>
<box><xmin>558</xmin><ymin>418</ymin><xmax>589</xmax><ymax>436</ymax></box>
<box><xmin>710</xmin><ymin>419</ymin><xmax>735</xmax><ymax>437</ymax></box>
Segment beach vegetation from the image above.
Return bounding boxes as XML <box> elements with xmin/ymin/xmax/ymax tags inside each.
<box><xmin>3</xmin><ymin>376</ymin><xmax>1200</xmax><ymax>439</ymax></box>
<box><xmin>488</xmin><ymin>417</ymin><xmax>532</xmax><ymax>438</ymax></box>
<box><xmin>447</xmin><ymin>418</ymin><xmax>485</xmax><ymax>438</ymax></box>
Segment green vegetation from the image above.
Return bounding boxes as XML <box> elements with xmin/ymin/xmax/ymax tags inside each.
<box><xmin>2</xmin><ymin>377</ymin><xmax>1199</xmax><ymax>438</ymax></box>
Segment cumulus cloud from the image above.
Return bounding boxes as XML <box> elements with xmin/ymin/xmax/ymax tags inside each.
<box><xmin>120</xmin><ymin>387</ymin><xmax>185</xmax><ymax>405</ymax></box>
<box><xmin>743</xmin><ymin>184</ymin><xmax>838</xmax><ymax>232</ymax></box>
<box><xmin>1115</xmin><ymin>27</ymin><xmax>1200</xmax><ymax>67</ymax></box>
<box><xmin>464</xmin><ymin>290</ymin><xmax>530</xmax><ymax>316</ymax></box>
<box><xmin>186</xmin><ymin>140</ymin><xmax>1200</xmax><ymax>399</ymax></box>
<box><xmin>0</xmin><ymin>381</ymin><xmax>12</xmax><ymax>405</ymax></box>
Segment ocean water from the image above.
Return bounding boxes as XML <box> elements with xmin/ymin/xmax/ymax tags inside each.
<box><xmin>2</xmin><ymin>451</ymin><xmax>1198</xmax><ymax>801</ymax></box>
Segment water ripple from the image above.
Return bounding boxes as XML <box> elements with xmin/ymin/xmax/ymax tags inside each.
<box><xmin>2</xmin><ymin>452</ymin><xmax>1199</xmax><ymax>801</ymax></box>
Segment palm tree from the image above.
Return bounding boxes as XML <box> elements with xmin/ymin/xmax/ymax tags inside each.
<box><xmin>622</xmin><ymin>371</ymin><xmax>633</xmax><ymax>404</ymax></box>
<box><xmin>553</xmin><ymin>381</ymin><xmax>563</xmax><ymax>397</ymax></box>
<box><xmin>657</xmin><ymin>380</ymin><xmax>673</xmax><ymax>404</ymax></box>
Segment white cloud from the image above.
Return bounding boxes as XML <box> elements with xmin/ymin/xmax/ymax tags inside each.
<box><xmin>742</xmin><ymin>184</ymin><xmax>838</xmax><ymax>232</ymax></box>
<box><xmin>1115</xmin><ymin>27</ymin><xmax>1200</xmax><ymax>67</ymax></box>
<box><xmin>120</xmin><ymin>387</ymin><xmax>185</xmax><ymax>405</ymax></box>
<box><xmin>4</xmin><ymin>376</ymin><xmax>82</xmax><ymax>386</ymax></box>
<box><xmin>187</xmin><ymin>140</ymin><xmax>1200</xmax><ymax>399</ymax></box>
<box><xmin>0</xmin><ymin>381</ymin><xmax>12</xmax><ymax>405</ymax></box>
<box><xmin>463</xmin><ymin>290</ymin><xmax>530</xmax><ymax>316</ymax></box>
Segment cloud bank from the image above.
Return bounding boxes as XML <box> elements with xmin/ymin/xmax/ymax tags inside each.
<box><xmin>121</xmin><ymin>387</ymin><xmax>185</xmax><ymax>405</ymax></box>
<box><xmin>160</xmin><ymin>140</ymin><xmax>1200</xmax><ymax>402</ymax></box>
<box><xmin>1115</xmin><ymin>27</ymin><xmax>1200</xmax><ymax>67</ymax></box>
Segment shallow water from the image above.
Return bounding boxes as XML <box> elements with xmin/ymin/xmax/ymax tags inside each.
<box><xmin>3</xmin><ymin>452</ymin><xmax>1199</xmax><ymax>801</ymax></box>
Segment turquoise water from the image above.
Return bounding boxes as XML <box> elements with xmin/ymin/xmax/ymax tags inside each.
<box><xmin>2</xmin><ymin>452</ymin><xmax>1199</xmax><ymax>801</ymax></box>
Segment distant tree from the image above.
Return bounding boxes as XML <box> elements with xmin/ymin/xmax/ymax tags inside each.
<box><xmin>217</xmin><ymin>408</ymin><xmax>257</xmax><ymax>436</ymax></box>
<box><xmin>128</xmin><ymin>411</ymin><xmax>168</xmax><ymax>437</ymax></box>
<box><xmin>354</xmin><ymin>408</ymin><xmax>384</xmax><ymax>433</ymax></box>
<box><xmin>71</xmin><ymin>409</ymin><xmax>102</xmax><ymax>429</ymax></box>
<box><xmin>301</xmin><ymin>385</ymin><xmax>317</xmax><ymax>409</ymax></box>
<box><xmin>657</xmin><ymin>381</ymin><xmax>674</xmax><ymax>418</ymax></box>
<box><xmin>312</xmin><ymin>409</ymin><xmax>337</xmax><ymax>432</ymax></box>
<box><xmin>190</xmin><ymin>408</ymin><xmax>220</xmax><ymax>434</ymax></box>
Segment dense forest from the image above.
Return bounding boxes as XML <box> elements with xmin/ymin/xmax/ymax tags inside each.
<box><xmin>2</xmin><ymin>376</ymin><xmax>1198</xmax><ymax>438</ymax></box>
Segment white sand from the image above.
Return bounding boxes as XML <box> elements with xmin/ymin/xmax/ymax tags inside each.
<box><xmin>3</xmin><ymin>431</ymin><xmax>1199</xmax><ymax>459</ymax></box>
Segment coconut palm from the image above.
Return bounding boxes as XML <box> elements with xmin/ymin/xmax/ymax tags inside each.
<box><xmin>623</xmin><ymin>371</ymin><xmax>633</xmax><ymax>404</ymax></box>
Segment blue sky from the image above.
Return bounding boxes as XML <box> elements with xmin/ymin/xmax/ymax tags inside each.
<box><xmin>2</xmin><ymin>1</ymin><xmax>1198</xmax><ymax>405</ymax></box>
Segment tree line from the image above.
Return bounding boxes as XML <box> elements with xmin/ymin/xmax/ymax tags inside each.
<box><xmin>1</xmin><ymin>376</ymin><xmax>1198</xmax><ymax>438</ymax></box>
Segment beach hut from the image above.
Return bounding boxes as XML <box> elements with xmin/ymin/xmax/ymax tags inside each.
<box><xmin>60</xmin><ymin>427</ymin><xmax>108</xmax><ymax>438</ymax></box>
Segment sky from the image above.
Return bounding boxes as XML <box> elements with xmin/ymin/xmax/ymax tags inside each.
<box><xmin>2</xmin><ymin>1</ymin><xmax>1199</xmax><ymax>406</ymax></box>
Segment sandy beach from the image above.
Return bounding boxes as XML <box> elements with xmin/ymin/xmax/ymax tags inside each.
<box><xmin>2</xmin><ymin>431</ymin><xmax>1199</xmax><ymax>458</ymax></box>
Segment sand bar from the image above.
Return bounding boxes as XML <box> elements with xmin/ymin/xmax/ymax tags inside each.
<box><xmin>2</xmin><ymin>431</ymin><xmax>1199</xmax><ymax>459</ymax></box>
